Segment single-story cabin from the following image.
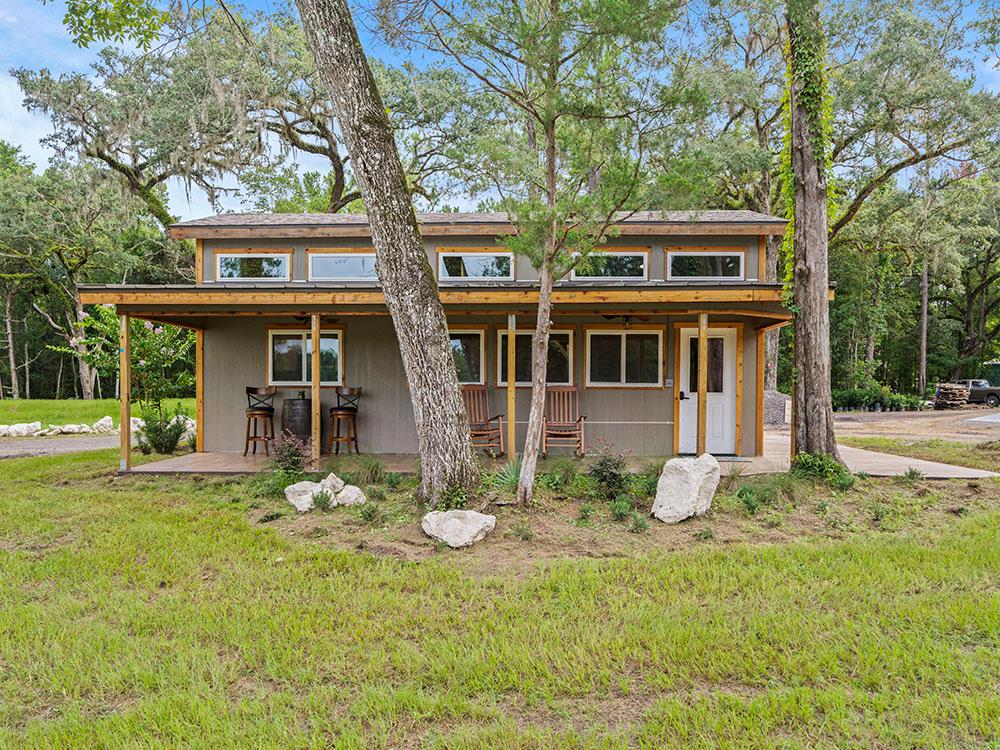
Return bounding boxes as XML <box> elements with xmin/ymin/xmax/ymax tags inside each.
<box><xmin>79</xmin><ymin>211</ymin><xmax>802</xmax><ymax>472</ymax></box>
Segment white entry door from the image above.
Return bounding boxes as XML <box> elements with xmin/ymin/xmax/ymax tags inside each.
<box><xmin>678</xmin><ymin>327</ymin><xmax>737</xmax><ymax>455</ymax></box>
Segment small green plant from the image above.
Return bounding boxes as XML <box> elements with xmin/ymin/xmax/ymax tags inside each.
<box><xmin>272</xmin><ymin>431</ymin><xmax>310</xmax><ymax>473</ymax></box>
<box><xmin>736</xmin><ymin>485</ymin><xmax>760</xmax><ymax>515</ymax></box>
<box><xmin>384</xmin><ymin>472</ymin><xmax>403</xmax><ymax>489</ymax></box>
<box><xmin>432</xmin><ymin>484</ymin><xmax>468</xmax><ymax>511</ymax></box>
<box><xmin>577</xmin><ymin>502</ymin><xmax>595</xmax><ymax>524</ymax></box>
<box><xmin>539</xmin><ymin>458</ymin><xmax>580</xmax><ymax>491</ymax></box>
<box><xmin>610</xmin><ymin>493</ymin><xmax>635</xmax><ymax>522</ymax></box>
<box><xmin>588</xmin><ymin>446</ymin><xmax>629</xmax><ymax>499</ymax></box>
<box><xmin>247</xmin><ymin>469</ymin><xmax>303</xmax><ymax>499</ymax></box>
<box><xmin>627</xmin><ymin>511</ymin><xmax>649</xmax><ymax>534</ymax></box>
<box><xmin>258</xmin><ymin>511</ymin><xmax>283</xmax><ymax>523</ymax></box>
<box><xmin>368</xmin><ymin>486</ymin><xmax>387</xmax><ymax>503</ymax></box>
<box><xmin>897</xmin><ymin>467</ymin><xmax>924</xmax><ymax>485</ymax></box>
<box><xmin>313</xmin><ymin>489</ymin><xmax>333</xmax><ymax>511</ymax></box>
<box><xmin>185</xmin><ymin>432</ymin><xmax>198</xmax><ymax>453</ymax></box>
<box><xmin>359</xmin><ymin>502</ymin><xmax>385</xmax><ymax>526</ymax></box>
<box><xmin>693</xmin><ymin>527</ymin><xmax>714</xmax><ymax>541</ymax></box>
<box><xmin>512</xmin><ymin>521</ymin><xmax>534</xmax><ymax>541</ymax></box>
<box><xmin>630</xmin><ymin>470</ymin><xmax>659</xmax><ymax>499</ymax></box>
<box><xmin>870</xmin><ymin>501</ymin><xmax>891</xmax><ymax>528</ymax></box>
<box><xmin>791</xmin><ymin>453</ymin><xmax>855</xmax><ymax>490</ymax></box>
<box><xmin>354</xmin><ymin>456</ymin><xmax>385</xmax><ymax>485</ymax></box>
<box><xmin>485</xmin><ymin>459</ymin><xmax>521</xmax><ymax>493</ymax></box>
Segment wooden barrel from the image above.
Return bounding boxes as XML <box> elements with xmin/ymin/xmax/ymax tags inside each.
<box><xmin>281</xmin><ymin>398</ymin><xmax>312</xmax><ymax>444</ymax></box>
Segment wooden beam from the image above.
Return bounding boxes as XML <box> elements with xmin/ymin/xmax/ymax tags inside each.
<box><xmin>756</xmin><ymin>328</ymin><xmax>765</xmax><ymax>457</ymax></box>
<box><xmin>506</xmin><ymin>314</ymin><xmax>517</xmax><ymax>457</ymax></box>
<box><xmin>195</xmin><ymin>328</ymin><xmax>204</xmax><ymax>452</ymax></box>
<box><xmin>119</xmin><ymin>314</ymin><xmax>131</xmax><ymax>472</ymax></box>
<box><xmin>310</xmin><ymin>313</ymin><xmax>321</xmax><ymax>467</ymax></box>
<box><xmin>81</xmin><ymin>287</ymin><xmax>798</xmax><ymax>307</ymax></box>
<box><xmin>735</xmin><ymin>329</ymin><xmax>743</xmax><ymax>455</ymax></box>
<box><xmin>757</xmin><ymin>236</ymin><xmax>766</xmax><ymax>280</ymax></box>
<box><xmin>697</xmin><ymin>312</ymin><xmax>708</xmax><ymax>455</ymax></box>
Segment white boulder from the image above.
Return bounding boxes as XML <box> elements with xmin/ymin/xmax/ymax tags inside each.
<box><xmin>421</xmin><ymin>510</ymin><xmax>496</xmax><ymax>548</ymax></box>
<box><xmin>130</xmin><ymin>417</ymin><xmax>145</xmax><ymax>431</ymax></box>
<box><xmin>334</xmin><ymin>484</ymin><xmax>366</xmax><ymax>506</ymax></box>
<box><xmin>8</xmin><ymin>422</ymin><xmax>41</xmax><ymax>438</ymax></box>
<box><xmin>652</xmin><ymin>454</ymin><xmax>721</xmax><ymax>524</ymax></box>
<box><xmin>0</xmin><ymin>425</ymin><xmax>8</xmax><ymax>438</ymax></box>
<box><xmin>92</xmin><ymin>416</ymin><xmax>115</xmax><ymax>433</ymax></box>
<box><xmin>319</xmin><ymin>472</ymin><xmax>346</xmax><ymax>494</ymax></box>
<box><xmin>284</xmin><ymin>480</ymin><xmax>324</xmax><ymax>513</ymax></box>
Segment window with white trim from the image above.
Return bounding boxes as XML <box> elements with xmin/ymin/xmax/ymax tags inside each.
<box><xmin>571</xmin><ymin>251</ymin><xmax>647</xmax><ymax>280</ymax></box>
<box><xmin>268</xmin><ymin>330</ymin><xmax>342</xmax><ymax>386</ymax></box>
<box><xmin>666</xmin><ymin>251</ymin><xmax>744</xmax><ymax>280</ymax></box>
<box><xmin>449</xmin><ymin>329</ymin><xmax>485</xmax><ymax>384</ymax></box>
<box><xmin>497</xmin><ymin>330</ymin><xmax>573</xmax><ymax>385</ymax></box>
<box><xmin>438</xmin><ymin>252</ymin><xmax>513</xmax><ymax>281</ymax></box>
<box><xmin>586</xmin><ymin>329</ymin><xmax>662</xmax><ymax>386</ymax></box>
<box><xmin>216</xmin><ymin>253</ymin><xmax>290</xmax><ymax>281</ymax></box>
<box><xmin>308</xmin><ymin>252</ymin><xmax>377</xmax><ymax>281</ymax></box>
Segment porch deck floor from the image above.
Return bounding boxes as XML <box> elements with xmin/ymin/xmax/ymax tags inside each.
<box><xmin>126</xmin><ymin>430</ymin><xmax>997</xmax><ymax>478</ymax></box>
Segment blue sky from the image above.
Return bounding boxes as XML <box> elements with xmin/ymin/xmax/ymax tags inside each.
<box><xmin>1</xmin><ymin>0</ymin><xmax>997</xmax><ymax>221</ymax></box>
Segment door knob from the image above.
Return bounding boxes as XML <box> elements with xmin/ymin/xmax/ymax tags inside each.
<box><xmin>679</xmin><ymin>391</ymin><xmax>689</xmax><ymax>401</ymax></box>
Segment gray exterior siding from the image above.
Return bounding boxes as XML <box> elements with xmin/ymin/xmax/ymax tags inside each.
<box><xmin>203</xmin><ymin>313</ymin><xmax>763</xmax><ymax>457</ymax></box>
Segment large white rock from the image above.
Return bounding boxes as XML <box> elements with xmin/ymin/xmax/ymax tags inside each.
<box><xmin>284</xmin><ymin>480</ymin><xmax>324</xmax><ymax>513</ymax></box>
<box><xmin>652</xmin><ymin>454</ymin><xmax>721</xmax><ymax>524</ymax></box>
<box><xmin>335</xmin><ymin>484</ymin><xmax>366</xmax><ymax>506</ymax></box>
<box><xmin>130</xmin><ymin>417</ymin><xmax>145</xmax><ymax>431</ymax></box>
<box><xmin>0</xmin><ymin>425</ymin><xmax>9</xmax><ymax>438</ymax></box>
<box><xmin>92</xmin><ymin>416</ymin><xmax>115</xmax><ymax>433</ymax></box>
<box><xmin>421</xmin><ymin>510</ymin><xmax>496</xmax><ymax>548</ymax></box>
<box><xmin>8</xmin><ymin>422</ymin><xmax>41</xmax><ymax>438</ymax></box>
<box><xmin>319</xmin><ymin>472</ymin><xmax>346</xmax><ymax>494</ymax></box>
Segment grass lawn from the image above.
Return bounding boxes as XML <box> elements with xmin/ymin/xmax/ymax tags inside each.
<box><xmin>840</xmin><ymin>436</ymin><xmax>1000</xmax><ymax>473</ymax></box>
<box><xmin>1</xmin><ymin>451</ymin><xmax>998</xmax><ymax>747</ymax></box>
<box><xmin>0</xmin><ymin>398</ymin><xmax>196</xmax><ymax>428</ymax></box>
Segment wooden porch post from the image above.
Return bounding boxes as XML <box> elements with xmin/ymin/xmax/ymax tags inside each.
<box><xmin>119</xmin><ymin>314</ymin><xmax>131</xmax><ymax>472</ymax></box>
<box><xmin>697</xmin><ymin>312</ymin><xmax>708</xmax><ymax>455</ymax></box>
<box><xmin>310</xmin><ymin>314</ymin><xmax>321</xmax><ymax>468</ymax></box>
<box><xmin>506</xmin><ymin>314</ymin><xmax>517</xmax><ymax>457</ymax></box>
<box><xmin>195</xmin><ymin>328</ymin><xmax>204</xmax><ymax>452</ymax></box>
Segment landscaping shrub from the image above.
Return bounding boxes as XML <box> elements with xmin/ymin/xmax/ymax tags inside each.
<box><xmin>431</xmin><ymin>484</ymin><xmax>468</xmax><ymax>511</ymax></box>
<box><xmin>484</xmin><ymin>460</ymin><xmax>520</xmax><ymax>493</ymax></box>
<box><xmin>736</xmin><ymin>485</ymin><xmax>761</xmax><ymax>515</ymax></box>
<box><xmin>588</xmin><ymin>447</ymin><xmax>628</xmax><ymax>499</ymax></box>
<box><xmin>791</xmin><ymin>452</ymin><xmax>855</xmax><ymax>490</ymax></box>
<box><xmin>630</xmin><ymin>470</ymin><xmax>659</xmax><ymax>499</ymax></box>
<box><xmin>512</xmin><ymin>521</ymin><xmax>533</xmax><ymax>541</ymax></box>
<box><xmin>137</xmin><ymin>403</ymin><xmax>188</xmax><ymax>455</ymax></box>
<box><xmin>539</xmin><ymin>458</ymin><xmax>580</xmax><ymax>491</ymax></box>
<box><xmin>273</xmin><ymin>431</ymin><xmax>309</xmax><ymax>473</ymax></box>
<box><xmin>577</xmin><ymin>502</ymin><xmax>595</xmax><ymax>524</ymax></box>
<box><xmin>247</xmin><ymin>469</ymin><xmax>303</xmax><ymax>499</ymax></box>
<box><xmin>384</xmin><ymin>472</ymin><xmax>403</xmax><ymax>489</ymax></box>
<box><xmin>355</xmin><ymin>456</ymin><xmax>385</xmax><ymax>485</ymax></box>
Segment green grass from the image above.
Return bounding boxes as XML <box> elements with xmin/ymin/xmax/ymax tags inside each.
<box><xmin>1</xmin><ymin>451</ymin><xmax>998</xmax><ymax>747</ymax></box>
<box><xmin>840</xmin><ymin>436</ymin><xmax>1000</xmax><ymax>473</ymax></box>
<box><xmin>0</xmin><ymin>398</ymin><xmax>196</xmax><ymax>428</ymax></box>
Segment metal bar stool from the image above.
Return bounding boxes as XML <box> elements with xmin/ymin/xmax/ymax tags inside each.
<box><xmin>327</xmin><ymin>386</ymin><xmax>362</xmax><ymax>455</ymax></box>
<box><xmin>244</xmin><ymin>386</ymin><xmax>276</xmax><ymax>456</ymax></box>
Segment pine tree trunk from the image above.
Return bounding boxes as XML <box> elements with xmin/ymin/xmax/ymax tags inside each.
<box><xmin>918</xmin><ymin>254</ymin><xmax>928</xmax><ymax>395</ymax></box>
<box><xmin>294</xmin><ymin>0</ymin><xmax>479</xmax><ymax>499</ymax></box>
<box><xmin>516</xmin><ymin>263</ymin><xmax>555</xmax><ymax>505</ymax></box>
<box><xmin>4</xmin><ymin>290</ymin><xmax>19</xmax><ymax>399</ymax></box>
<box><xmin>787</xmin><ymin>2</ymin><xmax>839</xmax><ymax>460</ymax></box>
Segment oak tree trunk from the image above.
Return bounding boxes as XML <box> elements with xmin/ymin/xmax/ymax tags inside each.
<box><xmin>918</xmin><ymin>254</ymin><xmax>928</xmax><ymax>395</ymax></box>
<box><xmin>294</xmin><ymin>0</ymin><xmax>479</xmax><ymax>499</ymax></box>
<box><xmin>787</xmin><ymin>4</ymin><xmax>839</xmax><ymax>459</ymax></box>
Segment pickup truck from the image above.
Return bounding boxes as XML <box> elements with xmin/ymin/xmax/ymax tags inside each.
<box><xmin>950</xmin><ymin>379</ymin><xmax>1000</xmax><ymax>407</ymax></box>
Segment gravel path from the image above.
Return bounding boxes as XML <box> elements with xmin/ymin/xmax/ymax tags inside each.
<box><xmin>0</xmin><ymin>435</ymin><xmax>118</xmax><ymax>459</ymax></box>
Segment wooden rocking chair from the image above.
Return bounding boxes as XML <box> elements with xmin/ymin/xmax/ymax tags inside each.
<box><xmin>461</xmin><ymin>384</ymin><xmax>505</xmax><ymax>456</ymax></box>
<box><xmin>543</xmin><ymin>385</ymin><xmax>586</xmax><ymax>457</ymax></box>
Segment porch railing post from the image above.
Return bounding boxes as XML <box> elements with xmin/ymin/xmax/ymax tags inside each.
<box><xmin>119</xmin><ymin>313</ymin><xmax>131</xmax><ymax>472</ymax></box>
<box><xmin>697</xmin><ymin>312</ymin><xmax>708</xmax><ymax>455</ymax></box>
<box><xmin>310</xmin><ymin>314</ymin><xmax>321</xmax><ymax>468</ymax></box>
<box><xmin>195</xmin><ymin>328</ymin><xmax>204</xmax><ymax>452</ymax></box>
<box><xmin>506</xmin><ymin>313</ymin><xmax>517</xmax><ymax>457</ymax></box>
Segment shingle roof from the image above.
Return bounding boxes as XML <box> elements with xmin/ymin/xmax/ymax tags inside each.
<box><xmin>171</xmin><ymin>210</ymin><xmax>786</xmax><ymax>230</ymax></box>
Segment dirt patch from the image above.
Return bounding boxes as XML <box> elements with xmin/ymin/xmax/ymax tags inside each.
<box><xmin>825</xmin><ymin>407</ymin><xmax>1000</xmax><ymax>443</ymax></box>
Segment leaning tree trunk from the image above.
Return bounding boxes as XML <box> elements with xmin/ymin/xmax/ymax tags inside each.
<box><xmin>787</xmin><ymin>0</ymin><xmax>839</xmax><ymax>459</ymax></box>
<box><xmin>4</xmin><ymin>290</ymin><xmax>19</xmax><ymax>399</ymax></box>
<box><xmin>295</xmin><ymin>0</ymin><xmax>479</xmax><ymax>499</ymax></box>
<box><xmin>516</xmin><ymin>262</ymin><xmax>555</xmax><ymax>505</ymax></box>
